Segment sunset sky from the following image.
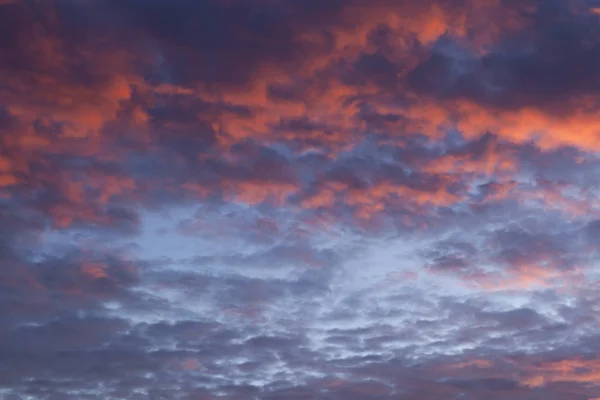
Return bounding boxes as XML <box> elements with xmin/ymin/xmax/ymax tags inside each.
<box><xmin>3</xmin><ymin>0</ymin><xmax>600</xmax><ymax>399</ymax></box>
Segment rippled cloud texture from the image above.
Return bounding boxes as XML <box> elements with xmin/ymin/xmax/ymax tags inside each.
<box><xmin>3</xmin><ymin>0</ymin><xmax>600</xmax><ymax>398</ymax></box>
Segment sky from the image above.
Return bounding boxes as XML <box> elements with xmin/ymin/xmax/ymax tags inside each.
<box><xmin>3</xmin><ymin>0</ymin><xmax>600</xmax><ymax>399</ymax></box>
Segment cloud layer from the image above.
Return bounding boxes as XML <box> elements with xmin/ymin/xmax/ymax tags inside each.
<box><xmin>2</xmin><ymin>0</ymin><xmax>600</xmax><ymax>398</ymax></box>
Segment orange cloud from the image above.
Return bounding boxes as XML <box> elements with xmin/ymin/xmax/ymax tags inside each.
<box><xmin>0</xmin><ymin>0</ymin><xmax>594</xmax><ymax>233</ymax></box>
<box><xmin>345</xmin><ymin>181</ymin><xmax>462</xmax><ymax>219</ymax></box>
<box><xmin>452</xmin><ymin>100</ymin><xmax>600</xmax><ymax>151</ymax></box>
<box><xmin>390</xmin><ymin>98</ymin><xmax>600</xmax><ymax>152</ymax></box>
<box><xmin>521</xmin><ymin>358</ymin><xmax>600</xmax><ymax>388</ymax></box>
<box><xmin>177</xmin><ymin>0</ymin><xmax>539</xmax><ymax>154</ymax></box>
<box><xmin>223</xmin><ymin>181</ymin><xmax>299</xmax><ymax>206</ymax></box>
<box><xmin>81</xmin><ymin>263</ymin><xmax>108</xmax><ymax>280</ymax></box>
<box><xmin>0</xmin><ymin>155</ymin><xmax>19</xmax><ymax>187</ymax></box>
<box><xmin>468</xmin><ymin>264</ymin><xmax>584</xmax><ymax>292</ymax></box>
<box><xmin>421</xmin><ymin>142</ymin><xmax>517</xmax><ymax>177</ymax></box>
<box><xmin>183</xmin><ymin>180</ymin><xmax>300</xmax><ymax>206</ymax></box>
<box><xmin>301</xmin><ymin>182</ymin><xmax>346</xmax><ymax>210</ymax></box>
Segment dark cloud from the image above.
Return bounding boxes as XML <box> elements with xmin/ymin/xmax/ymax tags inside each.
<box><xmin>407</xmin><ymin>0</ymin><xmax>600</xmax><ymax>113</ymax></box>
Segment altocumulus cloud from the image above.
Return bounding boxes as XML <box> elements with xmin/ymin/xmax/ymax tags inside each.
<box><xmin>2</xmin><ymin>0</ymin><xmax>600</xmax><ymax>399</ymax></box>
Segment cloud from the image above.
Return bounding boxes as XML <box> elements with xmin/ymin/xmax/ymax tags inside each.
<box><xmin>4</xmin><ymin>0</ymin><xmax>600</xmax><ymax>398</ymax></box>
